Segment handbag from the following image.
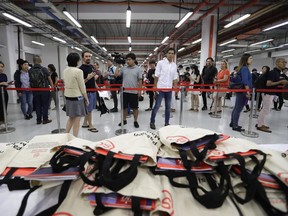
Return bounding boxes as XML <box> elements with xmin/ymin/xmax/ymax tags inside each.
<box><xmin>229</xmin><ymin>72</ymin><xmax>244</xmax><ymax>89</ymax></box>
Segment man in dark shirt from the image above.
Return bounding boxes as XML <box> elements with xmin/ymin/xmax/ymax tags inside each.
<box><xmin>80</xmin><ymin>51</ymin><xmax>98</xmax><ymax>133</ymax></box>
<box><xmin>145</xmin><ymin>59</ymin><xmax>156</xmax><ymax>111</ymax></box>
<box><xmin>256</xmin><ymin>58</ymin><xmax>288</xmax><ymax>133</ymax></box>
<box><xmin>201</xmin><ymin>57</ymin><xmax>217</xmax><ymax>110</ymax></box>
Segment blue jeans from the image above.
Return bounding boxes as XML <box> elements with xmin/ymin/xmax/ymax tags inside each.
<box><xmin>33</xmin><ymin>91</ymin><xmax>50</xmax><ymax>121</ymax></box>
<box><xmin>21</xmin><ymin>91</ymin><xmax>33</xmax><ymax>116</ymax></box>
<box><xmin>150</xmin><ymin>91</ymin><xmax>172</xmax><ymax>125</ymax></box>
<box><xmin>231</xmin><ymin>92</ymin><xmax>246</xmax><ymax>127</ymax></box>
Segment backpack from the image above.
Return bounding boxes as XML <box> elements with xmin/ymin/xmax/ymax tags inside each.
<box><xmin>29</xmin><ymin>66</ymin><xmax>48</xmax><ymax>88</ymax></box>
<box><xmin>254</xmin><ymin>73</ymin><xmax>268</xmax><ymax>89</ymax></box>
<box><xmin>228</xmin><ymin>72</ymin><xmax>243</xmax><ymax>89</ymax></box>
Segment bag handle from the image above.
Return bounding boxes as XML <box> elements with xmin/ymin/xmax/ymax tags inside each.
<box><xmin>93</xmin><ymin>193</ymin><xmax>113</xmax><ymax>215</ymax></box>
<box><xmin>100</xmin><ymin>151</ymin><xmax>141</xmax><ymax>191</ymax></box>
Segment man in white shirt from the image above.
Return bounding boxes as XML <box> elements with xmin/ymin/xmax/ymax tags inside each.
<box><xmin>150</xmin><ymin>48</ymin><xmax>178</xmax><ymax>129</ymax></box>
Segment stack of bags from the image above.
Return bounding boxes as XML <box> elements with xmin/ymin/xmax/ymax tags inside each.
<box><xmin>0</xmin><ymin>126</ymin><xmax>287</xmax><ymax>216</ymax></box>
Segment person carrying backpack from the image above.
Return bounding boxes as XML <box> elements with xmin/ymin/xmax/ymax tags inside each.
<box><xmin>256</xmin><ymin>58</ymin><xmax>288</xmax><ymax>133</ymax></box>
<box><xmin>29</xmin><ymin>55</ymin><xmax>54</xmax><ymax>125</ymax></box>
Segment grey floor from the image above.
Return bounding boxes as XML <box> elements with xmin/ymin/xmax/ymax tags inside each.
<box><xmin>0</xmin><ymin>92</ymin><xmax>287</xmax><ymax>145</ymax></box>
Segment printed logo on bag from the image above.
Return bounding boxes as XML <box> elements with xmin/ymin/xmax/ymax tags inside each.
<box><xmin>6</xmin><ymin>141</ymin><xmax>29</xmax><ymax>150</ymax></box>
<box><xmin>161</xmin><ymin>190</ymin><xmax>174</xmax><ymax>216</ymax></box>
<box><xmin>166</xmin><ymin>136</ymin><xmax>189</xmax><ymax>144</ymax></box>
<box><xmin>207</xmin><ymin>149</ymin><xmax>225</xmax><ymax>156</ymax></box>
<box><xmin>278</xmin><ymin>172</ymin><xmax>288</xmax><ymax>183</ymax></box>
<box><xmin>52</xmin><ymin>213</ymin><xmax>72</xmax><ymax>216</ymax></box>
<box><xmin>97</xmin><ymin>140</ymin><xmax>115</xmax><ymax>150</ymax></box>
<box><xmin>133</xmin><ymin>131</ymin><xmax>160</xmax><ymax>146</ymax></box>
<box><xmin>31</xmin><ymin>149</ymin><xmax>48</xmax><ymax>158</ymax></box>
<box><xmin>121</xmin><ymin>196</ymin><xmax>131</xmax><ymax>204</ymax></box>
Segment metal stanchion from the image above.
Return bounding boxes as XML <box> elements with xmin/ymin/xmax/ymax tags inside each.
<box><xmin>210</xmin><ymin>86</ymin><xmax>221</xmax><ymax>118</ymax></box>
<box><xmin>241</xmin><ymin>88</ymin><xmax>259</xmax><ymax>138</ymax></box>
<box><xmin>179</xmin><ymin>86</ymin><xmax>184</xmax><ymax>125</ymax></box>
<box><xmin>115</xmin><ymin>86</ymin><xmax>129</xmax><ymax>135</ymax></box>
<box><xmin>253</xmin><ymin>91</ymin><xmax>260</xmax><ymax>118</ymax></box>
<box><xmin>51</xmin><ymin>87</ymin><xmax>66</xmax><ymax>134</ymax></box>
<box><xmin>0</xmin><ymin>86</ymin><xmax>15</xmax><ymax>134</ymax></box>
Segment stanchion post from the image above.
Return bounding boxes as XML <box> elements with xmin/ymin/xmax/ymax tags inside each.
<box><xmin>179</xmin><ymin>86</ymin><xmax>184</xmax><ymax>125</ymax></box>
<box><xmin>0</xmin><ymin>86</ymin><xmax>15</xmax><ymax>134</ymax></box>
<box><xmin>51</xmin><ymin>86</ymin><xmax>66</xmax><ymax>134</ymax></box>
<box><xmin>253</xmin><ymin>91</ymin><xmax>260</xmax><ymax>118</ymax></box>
<box><xmin>241</xmin><ymin>88</ymin><xmax>259</xmax><ymax>138</ymax></box>
<box><xmin>115</xmin><ymin>86</ymin><xmax>129</xmax><ymax>135</ymax></box>
<box><xmin>210</xmin><ymin>85</ymin><xmax>221</xmax><ymax>118</ymax></box>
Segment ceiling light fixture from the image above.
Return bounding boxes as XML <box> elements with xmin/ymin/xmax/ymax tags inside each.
<box><xmin>52</xmin><ymin>36</ymin><xmax>66</xmax><ymax>44</ymax></box>
<box><xmin>221</xmin><ymin>49</ymin><xmax>235</xmax><ymax>53</ymax></box>
<box><xmin>178</xmin><ymin>47</ymin><xmax>185</xmax><ymax>52</ymax></box>
<box><xmin>149</xmin><ymin>53</ymin><xmax>152</xmax><ymax>56</ymax></box>
<box><xmin>219</xmin><ymin>39</ymin><xmax>237</xmax><ymax>46</ymax></box>
<box><xmin>244</xmin><ymin>49</ymin><xmax>261</xmax><ymax>54</ymax></box>
<box><xmin>90</xmin><ymin>36</ymin><xmax>98</xmax><ymax>44</ymax></box>
<box><xmin>154</xmin><ymin>47</ymin><xmax>158</xmax><ymax>52</ymax></box>
<box><xmin>175</xmin><ymin>10</ymin><xmax>193</xmax><ymax>28</ymax></box>
<box><xmin>192</xmin><ymin>38</ymin><xmax>202</xmax><ymax>44</ymax></box>
<box><xmin>222</xmin><ymin>54</ymin><xmax>234</xmax><ymax>58</ymax></box>
<box><xmin>263</xmin><ymin>20</ymin><xmax>288</xmax><ymax>32</ymax></box>
<box><xmin>31</xmin><ymin>41</ymin><xmax>45</xmax><ymax>46</ymax></box>
<box><xmin>161</xmin><ymin>36</ymin><xmax>169</xmax><ymax>44</ymax></box>
<box><xmin>129</xmin><ymin>46</ymin><xmax>132</xmax><ymax>52</ymax></box>
<box><xmin>250</xmin><ymin>39</ymin><xmax>273</xmax><ymax>46</ymax></box>
<box><xmin>96</xmin><ymin>57</ymin><xmax>99</xmax><ymax>59</ymax></box>
<box><xmin>224</xmin><ymin>14</ymin><xmax>251</xmax><ymax>29</ymax></box>
<box><xmin>128</xmin><ymin>36</ymin><xmax>132</xmax><ymax>44</ymax></box>
<box><xmin>126</xmin><ymin>6</ymin><xmax>131</xmax><ymax>28</ymax></box>
<box><xmin>2</xmin><ymin>12</ymin><xmax>32</xmax><ymax>27</ymax></box>
<box><xmin>62</xmin><ymin>8</ymin><xmax>82</xmax><ymax>28</ymax></box>
<box><xmin>102</xmin><ymin>47</ymin><xmax>107</xmax><ymax>52</ymax></box>
<box><xmin>74</xmin><ymin>47</ymin><xmax>82</xmax><ymax>52</ymax></box>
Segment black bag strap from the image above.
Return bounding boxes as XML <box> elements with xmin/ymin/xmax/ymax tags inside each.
<box><xmin>132</xmin><ymin>196</ymin><xmax>143</xmax><ymax>216</ymax></box>
<box><xmin>0</xmin><ymin>167</ymin><xmax>31</xmax><ymax>190</ymax></box>
<box><xmin>100</xmin><ymin>151</ymin><xmax>141</xmax><ymax>191</ymax></box>
<box><xmin>16</xmin><ymin>185</ymin><xmax>42</xmax><ymax>216</ymax></box>
<box><xmin>0</xmin><ymin>167</ymin><xmax>17</xmax><ymax>186</ymax></box>
<box><xmin>93</xmin><ymin>193</ymin><xmax>113</xmax><ymax>215</ymax></box>
<box><xmin>35</xmin><ymin>180</ymin><xmax>72</xmax><ymax>216</ymax></box>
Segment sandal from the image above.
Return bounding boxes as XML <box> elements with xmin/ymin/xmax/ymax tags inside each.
<box><xmin>82</xmin><ymin>125</ymin><xmax>89</xmax><ymax>128</ymax></box>
<box><xmin>189</xmin><ymin>108</ymin><xmax>194</xmax><ymax>111</ymax></box>
<box><xmin>88</xmin><ymin>128</ymin><xmax>99</xmax><ymax>133</ymax></box>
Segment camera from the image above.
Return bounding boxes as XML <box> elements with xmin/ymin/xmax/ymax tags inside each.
<box><xmin>112</xmin><ymin>52</ymin><xmax>126</xmax><ymax>65</ymax></box>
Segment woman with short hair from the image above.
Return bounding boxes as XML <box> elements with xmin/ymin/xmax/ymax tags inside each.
<box><xmin>63</xmin><ymin>53</ymin><xmax>89</xmax><ymax>137</ymax></box>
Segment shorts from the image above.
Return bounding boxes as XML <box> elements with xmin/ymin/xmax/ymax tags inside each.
<box><xmin>123</xmin><ymin>92</ymin><xmax>138</xmax><ymax>109</ymax></box>
<box><xmin>87</xmin><ymin>92</ymin><xmax>96</xmax><ymax>112</ymax></box>
<box><xmin>213</xmin><ymin>87</ymin><xmax>227</xmax><ymax>98</ymax></box>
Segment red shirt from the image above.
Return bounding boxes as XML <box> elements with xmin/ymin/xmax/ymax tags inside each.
<box><xmin>217</xmin><ymin>69</ymin><xmax>230</xmax><ymax>87</ymax></box>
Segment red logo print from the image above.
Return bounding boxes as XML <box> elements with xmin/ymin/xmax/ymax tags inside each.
<box><xmin>278</xmin><ymin>172</ymin><xmax>288</xmax><ymax>183</ymax></box>
<box><xmin>161</xmin><ymin>189</ymin><xmax>174</xmax><ymax>216</ymax></box>
<box><xmin>166</xmin><ymin>136</ymin><xmax>189</xmax><ymax>144</ymax></box>
<box><xmin>97</xmin><ymin>140</ymin><xmax>115</xmax><ymax>150</ymax></box>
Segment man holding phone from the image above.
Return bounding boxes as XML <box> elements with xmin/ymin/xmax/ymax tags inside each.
<box><xmin>80</xmin><ymin>51</ymin><xmax>98</xmax><ymax>133</ymax></box>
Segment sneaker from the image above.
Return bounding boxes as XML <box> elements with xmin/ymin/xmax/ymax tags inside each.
<box><xmin>150</xmin><ymin>122</ymin><xmax>156</xmax><ymax>130</ymax></box>
<box><xmin>201</xmin><ymin>107</ymin><xmax>207</xmax><ymax>111</ymax></box>
<box><xmin>243</xmin><ymin>109</ymin><xmax>250</xmax><ymax>113</ymax></box>
<box><xmin>257</xmin><ymin>125</ymin><xmax>272</xmax><ymax>133</ymax></box>
<box><xmin>255</xmin><ymin>124</ymin><xmax>270</xmax><ymax>129</ymax></box>
<box><xmin>28</xmin><ymin>114</ymin><xmax>33</xmax><ymax>119</ymax></box>
<box><xmin>134</xmin><ymin>121</ymin><xmax>139</xmax><ymax>128</ymax></box>
<box><xmin>118</xmin><ymin>120</ymin><xmax>127</xmax><ymax>126</ymax></box>
<box><xmin>171</xmin><ymin>108</ymin><xmax>176</xmax><ymax>112</ymax></box>
<box><xmin>145</xmin><ymin>108</ymin><xmax>152</xmax><ymax>111</ymax></box>
<box><xmin>25</xmin><ymin>115</ymin><xmax>30</xmax><ymax>120</ymax></box>
<box><xmin>43</xmin><ymin>119</ymin><xmax>52</xmax><ymax>124</ymax></box>
<box><xmin>164</xmin><ymin>123</ymin><xmax>170</xmax><ymax>126</ymax></box>
<box><xmin>232</xmin><ymin>126</ymin><xmax>244</xmax><ymax>132</ymax></box>
<box><xmin>37</xmin><ymin>121</ymin><xmax>42</xmax><ymax>125</ymax></box>
<box><xmin>110</xmin><ymin>108</ymin><xmax>118</xmax><ymax>113</ymax></box>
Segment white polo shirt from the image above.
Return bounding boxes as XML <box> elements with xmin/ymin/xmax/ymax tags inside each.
<box><xmin>155</xmin><ymin>58</ymin><xmax>178</xmax><ymax>89</ymax></box>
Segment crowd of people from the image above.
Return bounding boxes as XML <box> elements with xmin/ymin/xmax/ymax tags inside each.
<box><xmin>0</xmin><ymin>50</ymin><xmax>287</xmax><ymax>136</ymax></box>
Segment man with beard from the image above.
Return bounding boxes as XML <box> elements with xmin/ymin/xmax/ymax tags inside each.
<box><xmin>80</xmin><ymin>51</ymin><xmax>98</xmax><ymax>133</ymax></box>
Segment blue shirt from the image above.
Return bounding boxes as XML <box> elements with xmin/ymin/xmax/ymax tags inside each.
<box><xmin>240</xmin><ymin>66</ymin><xmax>252</xmax><ymax>89</ymax></box>
<box><xmin>20</xmin><ymin>71</ymin><xmax>30</xmax><ymax>88</ymax></box>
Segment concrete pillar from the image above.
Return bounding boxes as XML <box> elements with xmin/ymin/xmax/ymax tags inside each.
<box><xmin>200</xmin><ymin>14</ymin><xmax>218</xmax><ymax>71</ymax></box>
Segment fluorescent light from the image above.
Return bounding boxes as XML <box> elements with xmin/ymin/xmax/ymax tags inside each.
<box><xmin>52</xmin><ymin>36</ymin><xmax>66</xmax><ymax>44</ymax></box>
<box><xmin>2</xmin><ymin>12</ymin><xmax>32</xmax><ymax>27</ymax></box>
<box><xmin>102</xmin><ymin>47</ymin><xmax>107</xmax><ymax>51</ymax></box>
<box><xmin>63</xmin><ymin>8</ymin><xmax>82</xmax><ymax>28</ymax></box>
<box><xmin>128</xmin><ymin>36</ymin><xmax>132</xmax><ymax>44</ymax></box>
<box><xmin>31</xmin><ymin>41</ymin><xmax>45</xmax><ymax>46</ymax></box>
<box><xmin>161</xmin><ymin>36</ymin><xmax>169</xmax><ymax>44</ymax></box>
<box><xmin>198</xmin><ymin>51</ymin><xmax>201</xmax><ymax>53</ymax></box>
<box><xmin>250</xmin><ymin>39</ymin><xmax>273</xmax><ymax>46</ymax></box>
<box><xmin>91</xmin><ymin>36</ymin><xmax>98</xmax><ymax>44</ymax></box>
<box><xmin>265</xmin><ymin>47</ymin><xmax>279</xmax><ymax>51</ymax></box>
<box><xmin>244</xmin><ymin>49</ymin><xmax>261</xmax><ymax>54</ymax></box>
<box><xmin>129</xmin><ymin>46</ymin><xmax>132</xmax><ymax>52</ymax></box>
<box><xmin>280</xmin><ymin>43</ymin><xmax>288</xmax><ymax>47</ymax></box>
<box><xmin>175</xmin><ymin>11</ymin><xmax>193</xmax><ymax>28</ymax></box>
<box><xmin>149</xmin><ymin>53</ymin><xmax>152</xmax><ymax>56</ymax></box>
<box><xmin>222</xmin><ymin>54</ymin><xmax>234</xmax><ymax>58</ymax></box>
<box><xmin>126</xmin><ymin>6</ymin><xmax>131</xmax><ymax>28</ymax></box>
<box><xmin>224</xmin><ymin>14</ymin><xmax>251</xmax><ymax>28</ymax></box>
<box><xmin>219</xmin><ymin>39</ymin><xmax>237</xmax><ymax>46</ymax></box>
<box><xmin>221</xmin><ymin>49</ymin><xmax>235</xmax><ymax>53</ymax></box>
<box><xmin>96</xmin><ymin>57</ymin><xmax>99</xmax><ymax>59</ymax></box>
<box><xmin>178</xmin><ymin>47</ymin><xmax>185</xmax><ymax>52</ymax></box>
<box><xmin>263</xmin><ymin>21</ymin><xmax>288</xmax><ymax>32</ymax></box>
<box><xmin>153</xmin><ymin>47</ymin><xmax>158</xmax><ymax>52</ymax></box>
<box><xmin>74</xmin><ymin>47</ymin><xmax>82</xmax><ymax>52</ymax></box>
<box><xmin>192</xmin><ymin>38</ymin><xmax>202</xmax><ymax>44</ymax></box>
